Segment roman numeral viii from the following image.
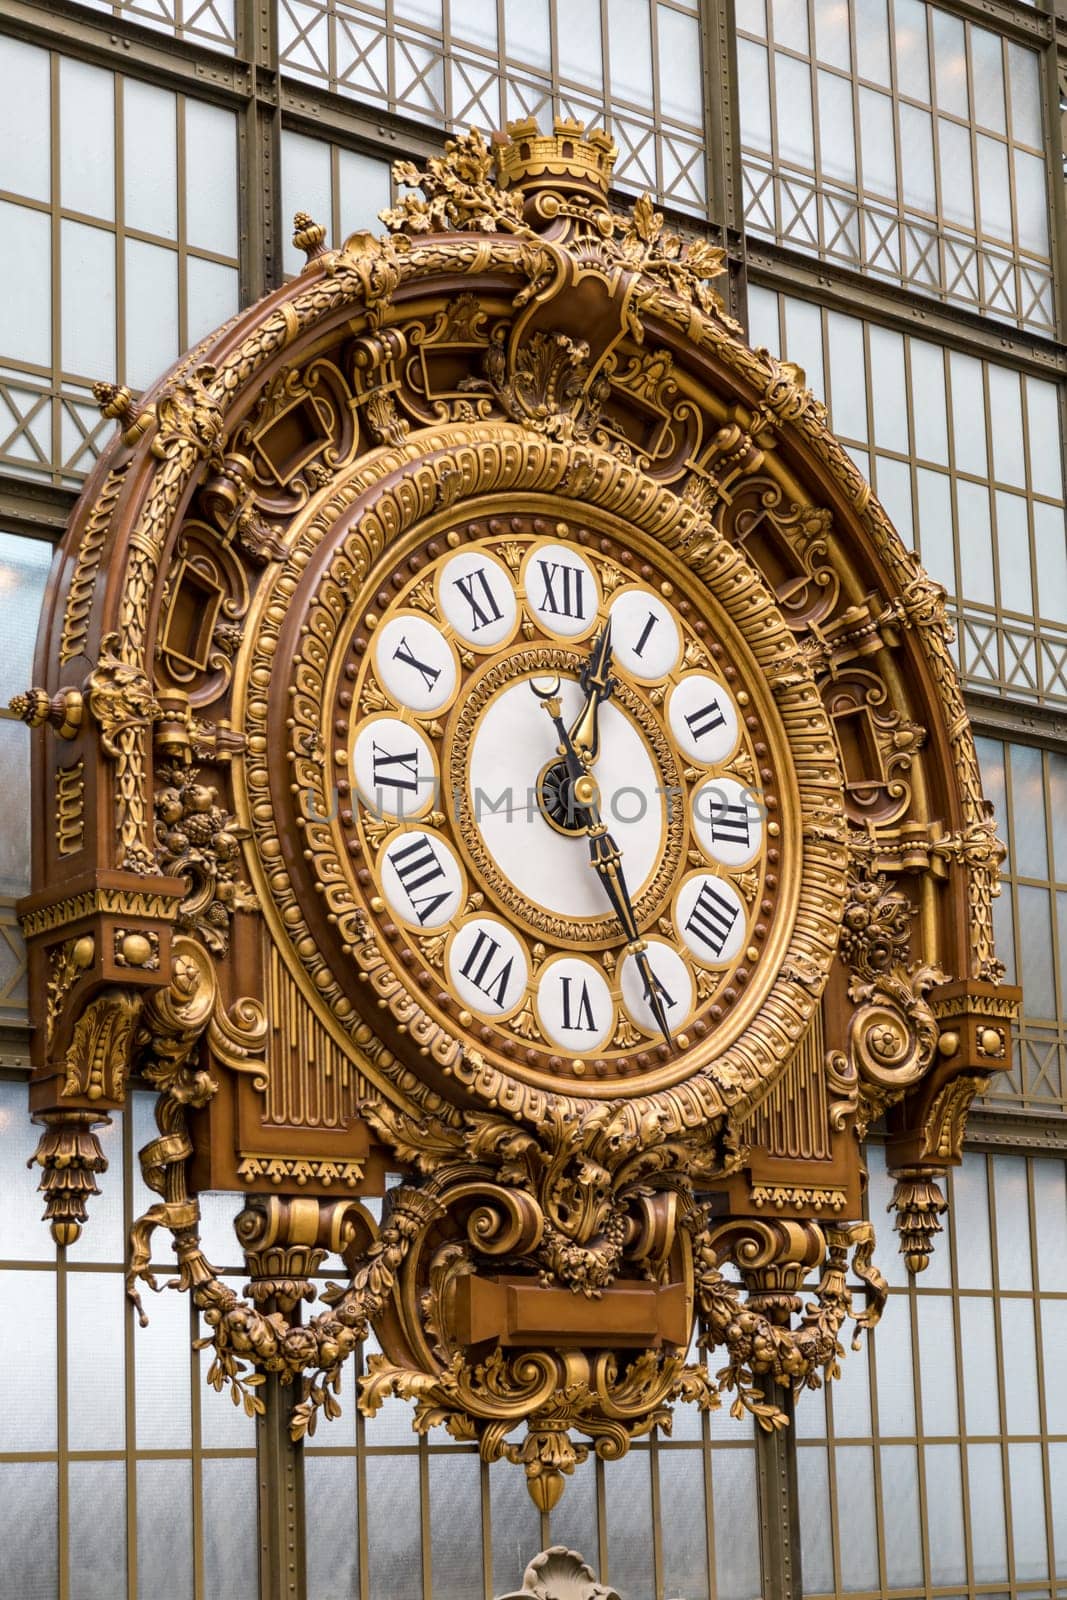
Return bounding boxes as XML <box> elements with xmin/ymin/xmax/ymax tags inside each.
<box><xmin>386</xmin><ymin>836</ymin><xmax>450</xmax><ymax>925</ymax></box>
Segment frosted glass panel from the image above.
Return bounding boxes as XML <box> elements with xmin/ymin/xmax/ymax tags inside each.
<box><xmin>61</xmin><ymin>221</ymin><xmax>116</xmax><ymax>382</ymax></box>
<box><xmin>203</xmin><ymin>1459</ymin><xmax>258</xmax><ymax>1600</ymax></box>
<box><xmin>137</xmin><ymin>1460</ymin><xmax>194</xmax><ymax>1600</ymax></box>
<box><xmin>60</xmin><ymin>60</ymin><xmax>115</xmax><ymax>221</ymax></box>
<box><xmin>0</xmin><ymin>38</ymin><xmax>51</xmax><ymax>203</ymax></box>
<box><xmin>818</xmin><ymin>71</ymin><xmax>855</xmax><ymax>185</ymax></box>
<box><xmin>658</xmin><ymin>1449</ymin><xmax>710</xmax><ymax>1600</ymax></box>
<box><xmin>69</xmin><ymin>1461</ymin><xmax>126</xmax><ymax>1600</ymax></box>
<box><xmin>124</xmin><ymin>80</ymin><xmax>178</xmax><ymax>240</ymax></box>
<box><xmin>967</xmin><ymin>1445</ymin><xmax>1008</xmax><ymax>1582</ymax></box>
<box><xmin>0</xmin><ymin>1462</ymin><xmax>58</xmax><ymax>1600</ymax></box>
<box><xmin>187</xmin><ymin>259</ymin><xmax>239</xmax><ymax>349</ymax></box>
<box><xmin>0</xmin><ymin>1270</ymin><xmax>57</xmax><ymax>1450</ymax></box>
<box><xmin>881</xmin><ymin>1446</ymin><xmax>922</xmax><ymax>1586</ymax></box>
<box><xmin>775</xmin><ymin>55</ymin><xmax>814</xmax><ymax>169</ymax></box>
<box><xmin>712</xmin><ymin>1450</ymin><xmax>762</xmax><ymax>1600</ymax></box>
<box><xmin>994</xmin><ymin>1155</ymin><xmax>1034</xmax><ymax>1289</ymax></box>
<box><xmin>958</xmin><ymin>1297</ymin><xmax>1000</xmax><ymax>1435</ymax></box>
<box><xmin>0</xmin><ymin>203</ymin><xmax>51</xmax><ymax>369</ymax></box>
<box><xmin>739</xmin><ymin>40</ymin><xmax>772</xmax><ymax>152</ymax></box>
<box><xmin>923</xmin><ymin>1445</ymin><xmax>966</xmax><ymax>1585</ymax></box>
<box><xmin>338</xmin><ymin>150</ymin><xmax>393</xmax><ymax>235</ymax></box>
<box><xmin>125</xmin><ymin>240</ymin><xmax>179</xmax><ymax>391</ymax></box>
<box><xmin>605</xmin><ymin>1451</ymin><xmax>655</xmax><ymax>1596</ymax></box>
<box><xmin>306</xmin><ymin>1456</ymin><xmax>360</xmax><ymax>1600</ymax></box>
<box><xmin>0</xmin><ymin>720</ymin><xmax>32</xmax><ymax>896</ymax></box>
<box><xmin>835</xmin><ymin>1446</ymin><xmax>879</xmax><ymax>1589</ymax></box>
<box><xmin>0</xmin><ymin>533</ymin><xmax>53</xmax><ymax>702</ymax></box>
<box><xmin>429</xmin><ymin>1454</ymin><xmax>482</xmax><ymax>1599</ymax></box>
<box><xmin>185</xmin><ymin>101</ymin><xmax>238</xmax><ymax>256</ymax></box>
<box><xmin>970</xmin><ymin>28</ymin><xmax>1006</xmax><ymax>135</ymax></box>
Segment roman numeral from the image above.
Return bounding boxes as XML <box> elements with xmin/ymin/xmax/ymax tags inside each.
<box><xmin>559</xmin><ymin>975</ymin><xmax>596</xmax><ymax>1032</ymax></box>
<box><xmin>709</xmin><ymin>803</ymin><xmax>752</xmax><ymax>848</ymax></box>
<box><xmin>632</xmin><ymin>611</ymin><xmax>659</xmax><ymax>658</ymax></box>
<box><xmin>452</xmin><ymin>567</ymin><xmax>504</xmax><ymax>631</ymax></box>
<box><xmin>685</xmin><ymin>698</ymin><xmax>726</xmax><ymax>742</ymax></box>
<box><xmin>392</xmin><ymin>634</ymin><xmax>440</xmax><ymax>693</ymax></box>
<box><xmin>685</xmin><ymin>882</ymin><xmax>739</xmax><ymax>959</ymax></box>
<box><xmin>372</xmin><ymin>742</ymin><xmax>420</xmax><ymax>792</ymax></box>
<box><xmin>459</xmin><ymin>930</ymin><xmax>515</xmax><ymax>1008</ymax></box>
<box><xmin>386</xmin><ymin>836</ymin><xmax>450</xmax><ymax>925</ymax></box>
<box><xmin>537</xmin><ymin>560</ymin><xmax>586</xmax><ymax>619</ymax></box>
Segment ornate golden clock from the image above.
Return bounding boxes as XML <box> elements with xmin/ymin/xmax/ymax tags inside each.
<box><xmin>15</xmin><ymin>118</ymin><xmax>1018</xmax><ymax>1509</ymax></box>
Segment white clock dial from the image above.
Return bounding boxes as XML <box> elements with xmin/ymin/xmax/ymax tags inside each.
<box><xmin>374</xmin><ymin>613</ymin><xmax>457</xmax><ymax>713</ymax></box>
<box><xmin>535</xmin><ymin>956</ymin><xmax>615</xmax><ymax>1050</ymax></box>
<box><xmin>691</xmin><ymin>777</ymin><xmax>763</xmax><ymax>867</ymax></box>
<box><xmin>522</xmin><ymin>544</ymin><xmax>599</xmax><ymax>638</ymax></box>
<box><xmin>447</xmin><ymin>917</ymin><xmax>529</xmax><ymax>1018</ymax></box>
<box><xmin>620</xmin><ymin>938</ymin><xmax>694</xmax><ymax>1035</ymax></box>
<box><xmin>353</xmin><ymin>716</ymin><xmax>436</xmax><ymax>819</ymax></box>
<box><xmin>607</xmin><ymin>587</ymin><xmax>682</xmax><ymax>681</ymax></box>
<box><xmin>380</xmin><ymin>829</ymin><xmax>465</xmax><ymax>929</ymax></box>
<box><xmin>667</xmin><ymin>674</ymin><xmax>739</xmax><ymax>765</ymax></box>
<box><xmin>674</xmin><ymin>873</ymin><xmax>747</xmax><ymax>966</ymax></box>
<box><xmin>466</xmin><ymin>674</ymin><xmax>664</xmax><ymax>921</ymax></box>
<box><xmin>437</xmin><ymin>549</ymin><xmax>517</xmax><ymax>647</ymax></box>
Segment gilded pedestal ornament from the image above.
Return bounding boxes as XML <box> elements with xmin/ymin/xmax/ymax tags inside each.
<box><xmin>15</xmin><ymin>119</ymin><xmax>1018</xmax><ymax>1504</ymax></box>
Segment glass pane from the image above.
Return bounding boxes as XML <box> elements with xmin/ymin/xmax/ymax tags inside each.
<box><xmin>712</xmin><ymin>1450</ymin><xmax>762</xmax><ymax>1600</ymax></box>
<box><xmin>746</xmin><ymin>283</ymin><xmax>780</xmax><ymax>352</ymax></box>
<box><xmin>60</xmin><ymin>59</ymin><xmax>115</xmax><ymax>221</ymax></box>
<box><xmin>137</xmin><ymin>1460</ymin><xmax>193</xmax><ymax>1600</ymax></box>
<box><xmin>859</xmin><ymin>87</ymin><xmax>896</xmax><ymax>200</ymax></box>
<box><xmin>61</xmin><ymin>221</ymin><xmax>116</xmax><ymax>382</ymax></box>
<box><xmin>429</xmin><ymin>1453</ymin><xmax>482</xmax><ymax>1598</ymax></box>
<box><xmin>739</xmin><ymin>40</ymin><xmax>773</xmax><ymax>152</ymax></box>
<box><xmin>772</xmin><ymin>0</ymin><xmax>807</xmax><ymax>53</ymax></box>
<box><xmin>1008</xmin><ymin>1441</ymin><xmax>1048</xmax><ymax>1579</ymax></box>
<box><xmin>135</xmin><ymin>1283</ymin><xmax>192</xmax><ymax>1450</ymax></box>
<box><xmin>184</xmin><ymin>100</ymin><xmax>238</xmax><ymax>257</ymax></box>
<box><xmin>1041</xmin><ymin>1301</ymin><xmax>1067</xmax><ymax>1433</ymax></box>
<box><xmin>916</xmin><ymin>1296</ymin><xmax>959</xmax><ymax>1435</ymax></box>
<box><xmin>505</xmin><ymin>0</ymin><xmax>551</xmax><ymax>71</ymax></box>
<box><xmin>937</xmin><ymin>119</ymin><xmax>973</xmax><ymax>229</ymax></box>
<box><xmin>868</xmin><ymin>327</ymin><xmax>907</xmax><ymax>453</ymax></box>
<box><xmin>1016</xmin><ymin>885</ymin><xmax>1055</xmax><ymax>1021</ymax></box>
<box><xmin>0</xmin><ymin>720</ymin><xmax>32</xmax><ymax>897</ymax></box>
<box><xmin>955</xmin><ymin>479</ymin><xmax>994</xmax><ymax>605</ymax></box>
<box><xmin>337</xmin><ymin>149</ymin><xmax>392</xmax><ymax>238</ymax></box>
<box><xmin>124</xmin><ymin>240</ymin><xmax>179</xmax><ymax>391</ymax></box>
<box><xmin>923</xmin><ymin>1445</ymin><xmax>966</xmax><ymax>1585</ymax></box>
<box><xmin>797</xmin><ymin>1446</ymin><xmax>833</xmax><ymax>1593</ymax></box>
<box><xmin>306</xmin><ymin>1455</ymin><xmax>359</xmax><ymax>1600</ymax></box>
<box><xmin>657</xmin><ymin>9</ymin><xmax>702</xmax><ymax>124</ymax></box>
<box><xmin>557</xmin><ymin>0</ymin><xmax>602</xmax><ymax>92</ymax></box>
<box><xmin>872</xmin><ymin>1299</ymin><xmax>916</xmax><ymax>1433</ymax></box>
<box><xmin>977</xmin><ymin>134</ymin><xmax>1012</xmax><ymax>244</ymax></box>
<box><xmin>818</xmin><ymin>71</ymin><xmax>856</xmax><ymax>185</ymax></box>
<box><xmin>993</xmin><ymin>1154</ymin><xmax>1034</xmax><ymax>1290</ymax></box>
<box><xmin>893</xmin><ymin>0</ymin><xmax>929</xmax><ymax>101</ymax></box>
<box><xmin>124</xmin><ymin>80</ymin><xmax>178</xmax><ymax>240</ymax></box>
<box><xmin>658</xmin><ymin>1448</ymin><xmax>709</xmax><ymax>1600</ymax></box>
<box><xmin>932</xmin><ymin>10</ymin><xmax>968</xmax><ymax>117</ymax></box>
<box><xmin>0</xmin><ymin>203</ymin><xmax>51</xmax><ymax>369</ymax></box>
<box><xmin>814</xmin><ymin>0</ymin><xmax>850</xmax><ymax>71</ymax></box>
<box><xmin>782</xmin><ymin>295</ymin><xmax>824</xmax><ymax>400</ymax></box>
<box><xmin>282</xmin><ymin>131</ymin><xmax>333</xmax><ymax>277</ymax></box>
<box><xmin>489</xmin><ymin>1455</ymin><xmax>539</xmax><ymax>1597</ymax></box>
<box><xmin>958</xmin><ymin>1297</ymin><xmax>1000</xmax><ymax>1435</ymax></box>
<box><xmin>949</xmin><ymin>352</ymin><xmax>987</xmax><ymax>477</ymax></box>
<box><xmin>69</xmin><ymin>1460</ymin><xmax>126</xmax><ymax>1600</ymax></box>
<box><xmin>66</xmin><ymin>1271</ymin><xmax>126</xmax><ymax>1452</ymax></box>
<box><xmin>915</xmin><ymin>468</ymin><xmax>954</xmax><ymax>593</ymax></box>
<box><xmin>1013</xmin><ymin>149</ymin><xmax>1049</xmax><ymax>256</ymax></box>
<box><xmin>546</xmin><ymin>1451</ymin><xmax>599</xmax><ymax>1562</ymax></box>
<box><xmin>899</xmin><ymin>103</ymin><xmax>936</xmax><ymax>213</ymax></box>
<box><xmin>0</xmin><ymin>533</ymin><xmax>53</xmax><ymax>701</ymax></box>
<box><xmin>880</xmin><ymin>1446</ymin><xmax>922</xmax><ymax>1585</ymax></box>
<box><xmin>952</xmin><ymin>1154</ymin><xmax>993</xmax><ymax>1290</ymax></box>
<box><xmin>996</xmin><ymin>492</ymin><xmax>1032</xmax><ymax>615</ymax></box>
<box><xmin>0</xmin><ymin>1462</ymin><xmax>58</xmax><ymax>1599</ymax></box>
<box><xmin>1010</xmin><ymin>743</ymin><xmax>1048</xmax><ymax>879</ymax></box>
<box><xmin>1033</xmin><ymin>503</ymin><xmax>1067</xmax><ymax>624</ymax></box>
<box><xmin>775</xmin><ymin>54</ymin><xmax>814</xmax><ymax>168</ymax></box>
<box><xmin>876</xmin><ymin>457</ymin><xmax>913</xmax><ymax>542</ymax></box>
<box><xmin>0</xmin><ymin>37</ymin><xmax>51</xmax><ymax>203</ymax></box>
<box><xmin>855</xmin><ymin>0</ymin><xmax>890</xmax><ymax>86</ymax></box>
<box><xmin>605</xmin><ymin>1450</ymin><xmax>654</xmax><ymax>1595</ymax></box>
<box><xmin>827</xmin><ymin>311</ymin><xmax>867</xmax><ymax>441</ymax></box>
<box><xmin>970</xmin><ymin>27</ymin><xmax>1006</xmax><ymax>135</ymax></box>
<box><xmin>1025</xmin><ymin>377</ymin><xmax>1064</xmax><ymax>500</ymax></box>
<box><xmin>0</xmin><ymin>1269</ymin><xmax>57</xmax><ymax>1450</ymax></box>
<box><xmin>1007</xmin><ymin>41</ymin><xmax>1042</xmax><ymax>148</ymax></box>
<box><xmin>967</xmin><ymin>1444</ymin><xmax>1008</xmax><ymax>1582</ymax></box>
<box><xmin>1033</xmin><ymin>1159</ymin><xmax>1067</xmax><ymax>1284</ymax></box>
<box><xmin>186</xmin><ymin>258</ymin><xmax>240</xmax><ymax>349</ymax></box>
<box><xmin>202</xmin><ymin>1459</ymin><xmax>258</xmax><ymax>1600</ymax></box>
<box><xmin>835</xmin><ymin>1446</ymin><xmax>879</xmax><ymax>1589</ymax></box>
<box><xmin>910</xmin><ymin>340</ymin><xmax>948</xmax><ymax>463</ymax></box>
<box><xmin>1000</xmin><ymin>1298</ymin><xmax>1040</xmax><ymax>1433</ymax></box>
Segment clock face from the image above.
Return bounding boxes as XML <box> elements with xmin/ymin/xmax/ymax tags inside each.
<box><xmin>334</xmin><ymin>511</ymin><xmax>788</xmax><ymax>1093</ymax></box>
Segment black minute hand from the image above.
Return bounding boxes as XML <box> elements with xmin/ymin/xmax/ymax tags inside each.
<box><xmin>530</xmin><ymin>676</ymin><xmax>675</xmax><ymax>1050</ymax></box>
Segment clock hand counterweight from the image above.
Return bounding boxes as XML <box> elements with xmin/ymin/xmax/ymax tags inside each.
<box><xmin>530</xmin><ymin>667</ymin><xmax>676</xmax><ymax>1050</ymax></box>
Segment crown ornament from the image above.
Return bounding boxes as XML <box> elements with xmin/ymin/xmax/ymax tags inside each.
<box><xmin>494</xmin><ymin>116</ymin><xmax>618</xmax><ymax>199</ymax></box>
